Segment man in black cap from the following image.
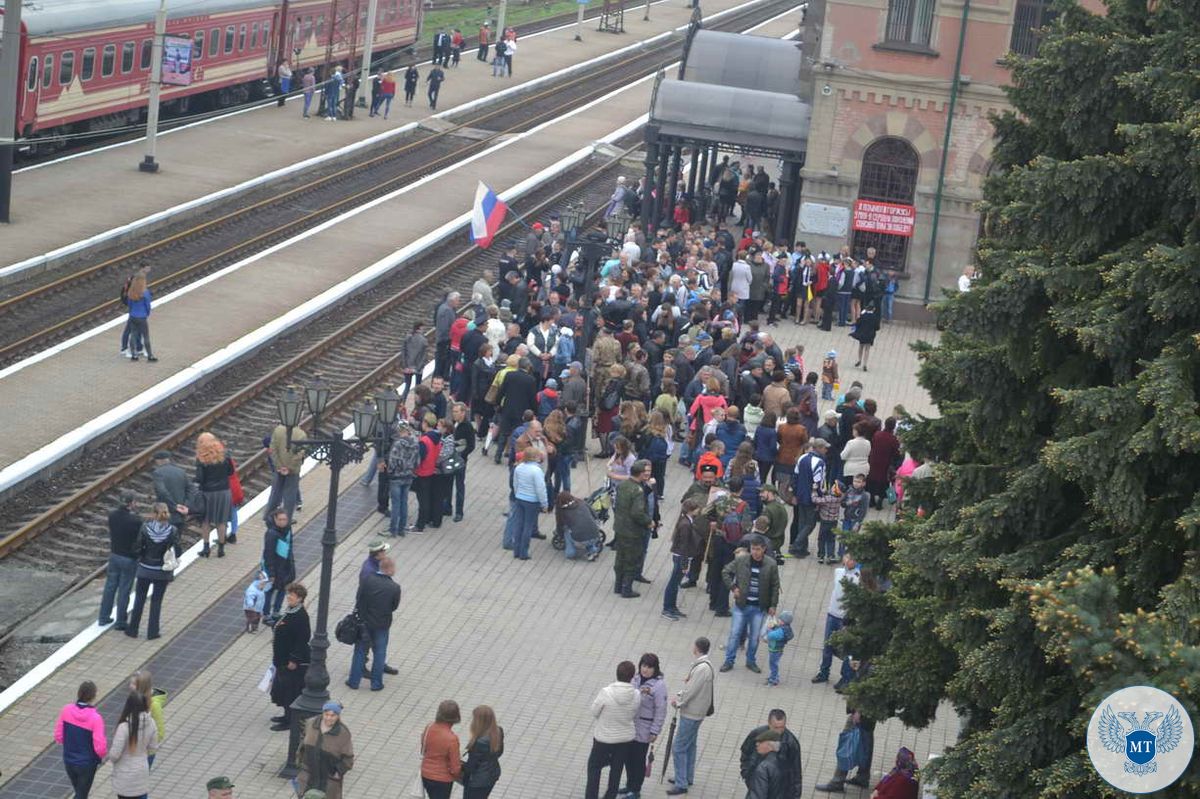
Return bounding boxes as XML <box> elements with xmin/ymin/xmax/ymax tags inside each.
<box><xmin>745</xmin><ymin>728</ymin><xmax>786</xmax><ymax>799</ymax></box>
<box><xmin>206</xmin><ymin>776</ymin><xmax>234</xmax><ymax>798</ymax></box>
<box><xmin>739</xmin><ymin>709</ymin><xmax>802</xmax><ymax>797</ymax></box>
<box><xmin>151</xmin><ymin>451</ymin><xmax>189</xmax><ymax>535</ymax></box>
<box><xmin>98</xmin><ymin>491</ymin><xmax>141</xmax><ymax>630</ymax></box>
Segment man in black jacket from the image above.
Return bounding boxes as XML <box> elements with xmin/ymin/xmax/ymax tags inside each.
<box><xmin>98</xmin><ymin>492</ymin><xmax>141</xmax><ymax>630</ymax></box>
<box><xmin>494</xmin><ymin>358</ymin><xmax>538</xmax><ymax>464</ymax></box>
<box><xmin>746</xmin><ymin>728</ymin><xmax>786</xmax><ymax>799</ymax></box>
<box><xmin>739</xmin><ymin>709</ymin><xmax>802</xmax><ymax>797</ymax></box>
<box><xmin>346</xmin><ymin>556</ymin><xmax>401</xmax><ymax>691</ymax></box>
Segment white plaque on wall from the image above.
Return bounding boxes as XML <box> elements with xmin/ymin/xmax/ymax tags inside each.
<box><xmin>798</xmin><ymin>202</ymin><xmax>851</xmax><ymax>238</ymax></box>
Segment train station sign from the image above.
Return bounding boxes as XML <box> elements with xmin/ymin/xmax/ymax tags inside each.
<box><xmin>852</xmin><ymin>199</ymin><xmax>916</xmax><ymax>237</ymax></box>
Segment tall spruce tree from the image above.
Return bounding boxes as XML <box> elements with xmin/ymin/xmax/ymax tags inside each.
<box><xmin>839</xmin><ymin>0</ymin><xmax>1200</xmax><ymax>796</ymax></box>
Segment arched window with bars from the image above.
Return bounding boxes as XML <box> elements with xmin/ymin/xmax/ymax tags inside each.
<box><xmin>852</xmin><ymin>137</ymin><xmax>920</xmax><ymax>270</ymax></box>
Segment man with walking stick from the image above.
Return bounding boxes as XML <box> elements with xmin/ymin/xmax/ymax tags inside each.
<box><xmin>665</xmin><ymin>638</ymin><xmax>715</xmax><ymax>795</ymax></box>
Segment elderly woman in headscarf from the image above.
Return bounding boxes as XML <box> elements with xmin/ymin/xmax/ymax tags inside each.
<box><xmin>605</xmin><ymin>175</ymin><xmax>630</xmax><ymax>218</ymax></box>
<box><xmin>295</xmin><ymin>700</ymin><xmax>354</xmax><ymax>799</ymax></box>
<box><xmin>871</xmin><ymin>747</ymin><xmax>919</xmax><ymax>799</ymax></box>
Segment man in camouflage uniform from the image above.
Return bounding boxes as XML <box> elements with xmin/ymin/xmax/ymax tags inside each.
<box><xmin>613</xmin><ymin>460</ymin><xmax>653</xmax><ymax>598</ymax></box>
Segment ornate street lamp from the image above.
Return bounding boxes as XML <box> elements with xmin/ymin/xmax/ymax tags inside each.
<box><xmin>277</xmin><ymin>383</ymin><xmax>388</xmax><ymax>777</ymax></box>
<box><xmin>606</xmin><ymin>207</ymin><xmax>631</xmax><ymax>241</ymax></box>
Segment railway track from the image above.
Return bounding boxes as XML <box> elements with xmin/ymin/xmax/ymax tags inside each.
<box><xmin>0</xmin><ymin>0</ymin><xmax>795</xmax><ymax>370</ymax></box>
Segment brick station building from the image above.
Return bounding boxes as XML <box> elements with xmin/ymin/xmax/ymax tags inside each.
<box><xmin>796</xmin><ymin>0</ymin><xmax>1102</xmax><ymax>305</ymax></box>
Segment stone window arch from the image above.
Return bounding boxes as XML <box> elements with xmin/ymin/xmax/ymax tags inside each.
<box><xmin>852</xmin><ymin>136</ymin><xmax>919</xmax><ymax>271</ymax></box>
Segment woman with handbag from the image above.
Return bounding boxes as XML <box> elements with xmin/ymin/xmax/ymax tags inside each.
<box><xmin>461</xmin><ymin>705</ymin><xmax>504</xmax><ymax>798</ymax></box>
<box><xmin>124</xmin><ymin>503</ymin><xmax>181</xmax><ymax>641</ymax></box>
<box><xmin>420</xmin><ymin>700</ymin><xmax>463</xmax><ymax>798</ymax></box>
<box><xmin>816</xmin><ymin>659</ymin><xmax>876</xmax><ymax>791</ymax></box>
<box><xmin>269</xmin><ymin>583</ymin><xmax>311</xmax><ymax>731</ymax></box>
<box><xmin>194</xmin><ymin>432</ymin><xmax>235</xmax><ymax>557</ymax></box>
<box><xmin>107</xmin><ymin>692</ymin><xmax>159</xmax><ymax>799</ymax></box>
<box><xmin>295</xmin><ymin>700</ymin><xmax>354</xmax><ymax>799</ymax></box>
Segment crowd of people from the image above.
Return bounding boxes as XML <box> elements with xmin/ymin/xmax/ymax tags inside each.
<box><xmin>80</xmin><ymin>157</ymin><xmax>936</xmax><ymax>797</ymax></box>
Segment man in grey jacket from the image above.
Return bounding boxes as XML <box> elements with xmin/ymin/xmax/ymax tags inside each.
<box><xmin>433</xmin><ymin>291</ymin><xmax>460</xmax><ymax>380</ymax></box>
<box><xmin>667</xmin><ymin>637</ymin><xmax>715</xmax><ymax>795</ymax></box>
<box><xmin>151</xmin><ymin>451</ymin><xmax>189</xmax><ymax>532</ymax></box>
<box><xmin>720</xmin><ymin>536</ymin><xmax>780</xmax><ymax>674</ymax></box>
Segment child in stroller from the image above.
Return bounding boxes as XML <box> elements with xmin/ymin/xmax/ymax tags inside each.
<box><xmin>553</xmin><ymin>490</ymin><xmax>608</xmax><ymax>560</ymax></box>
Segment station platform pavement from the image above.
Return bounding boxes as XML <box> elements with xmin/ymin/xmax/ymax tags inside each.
<box><xmin>1</xmin><ymin>0</ymin><xmax>754</xmax><ymax>271</ymax></box>
<box><xmin>0</xmin><ymin>30</ymin><xmax>672</xmax><ymax>474</ymax></box>
<box><xmin>0</xmin><ymin>317</ymin><xmax>955</xmax><ymax>799</ymax></box>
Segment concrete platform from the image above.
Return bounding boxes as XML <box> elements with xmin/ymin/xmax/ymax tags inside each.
<box><xmin>0</xmin><ymin>316</ymin><xmax>950</xmax><ymax>798</ymax></box>
<box><xmin>0</xmin><ymin>0</ymin><xmax>759</xmax><ymax>273</ymax></box>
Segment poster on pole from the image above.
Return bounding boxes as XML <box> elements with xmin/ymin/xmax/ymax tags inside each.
<box><xmin>162</xmin><ymin>35</ymin><xmax>194</xmax><ymax>86</ymax></box>
<box><xmin>852</xmin><ymin>200</ymin><xmax>916</xmax><ymax>237</ymax></box>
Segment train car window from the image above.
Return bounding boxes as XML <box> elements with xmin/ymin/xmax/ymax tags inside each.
<box><xmin>81</xmin><ymin>48</ymin><xmax>95</xmax><ymax>81</ymax></box>
<box><xmin>263</xmin><ymin>21</ymin><xmax>271</xmax><ymax>48</ymax></box>
<box><xmin>27</xmin><ymin>57</ymin><xmax>38</xmax><ymax>91</ymax></box>
<box><xmin>122</xmin><ymin>41</ymin><xmax>135</xmax><ymax>73</ymax></box>
<box><xmin>225</xmin><ymin>26</ymin><xmax>235</xmax><ymax>54</ymax></box>
<box><xmin>210</xmin><ymin>28</ymin><xmax>220</xmax><ymax>56</ymax></box>
<box><xmin>43</xmin><ymin>54</ymin><xmax>54</xmax><ymax>88</ymax></box>
<box><xmin>238</xmin><ymin>24</ymin><xmax>247</xmax><ymax>52</ymax></box>
<box><xmin>194</xmin><ymin>30</ymin><xmax>205</xmax><ymax>60</ymax></box>
<box><xmin>251</xmin><ymin>22</ymin><xmax>260</xmax><ymax>49</ymax></box>
<box><xmin>60</xmin><ymin>51</ymin><xmax>75</xmax><ymax>84</ymax></box>
<box><xmin>102</xmin><ymin>44</ymin><xmax>115</xmax><ymax>77</ymax></box>
<box><xmin>316</xmin><ymin>15</ymin><xmax>325</xmax><ymax>38</ymax></box>
<box><xmin>141</xmin><ymin>38</ymin><xmax>152</xmax><ymax>69</ymax></box>
<box><xmin>303</xmin><ymin>16</ymin><xmax>313</xmax><ymax>42</ymax></box>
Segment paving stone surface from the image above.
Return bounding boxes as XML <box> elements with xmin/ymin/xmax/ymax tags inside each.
<box><xmin>0</xmin><ymin>317</ymin><xmax>953</xmax><ymax>799</ymax></box>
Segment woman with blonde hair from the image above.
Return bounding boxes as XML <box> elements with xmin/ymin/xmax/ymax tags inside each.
<box><xmin>462</xmin><ymin>705</ymin><xmax>505</xmax><ymax>798</ymax></box>
<box><xmin>194</xmin><ymin>432</ymin><xmax>234</xmax><ymax>557</ymax></box>
<box><xmin>129</xmin><ymin>670</ymin><xmax>166</xmax><ymax>768</ymax></box>
<box><xmin>122</xmin><ymin>269</ymin><xmax>157</xmax><ymax>362</ymax></box>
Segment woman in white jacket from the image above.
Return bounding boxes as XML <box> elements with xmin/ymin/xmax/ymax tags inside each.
<box><xmin>585</xmin><ymin>661</ymin><xmax>639</xmax><ymax>799</ymax></box>
<box><xmin>109</xmin><ymin>692</ymin><xmax>159</xmax><ymax>798</ymax></box>
<box><xmin>840</xmin><ymin>422</ymin><xmax>872</xmax><ymax>485</ymax></box>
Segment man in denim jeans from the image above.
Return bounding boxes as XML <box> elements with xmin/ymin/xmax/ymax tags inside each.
<box><xmin>812</xmin><ymin>553</ymin><xmax>861</xmax><ymax>689</ymax></box>
<box><xmin>666</xmin><ymin>637</ymin><xmax>715</xmax><ymax>795</ymax></box>
<box><xmin>98</xmin><ymin>492</ymin><xmax>141</xmax><ymax>630</ymax></box>
<box><xmin>719</xmin><ymin>536</ymin><xmax>780</xmax><ymax>674</ymax></box>
<box><xmin>346</xmin><ymin>556</ymin><xmax>401</xmax><ymax>691</ymax></box>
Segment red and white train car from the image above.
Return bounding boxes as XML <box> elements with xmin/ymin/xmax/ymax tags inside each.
<box><xmin>3</xmin><ymin>0</ymin><xmax>421</xmax><ymax>144</ymax></box>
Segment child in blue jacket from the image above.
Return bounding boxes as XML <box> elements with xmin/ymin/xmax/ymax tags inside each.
<box><xmin>763</xmin><ymin>610</ymin><xmax>795</xmax><ymax>686</ymax></box>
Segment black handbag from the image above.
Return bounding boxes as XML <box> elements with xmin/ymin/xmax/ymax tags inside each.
<box><xmin>334</xmin><ymin>612</ymin><xmax>364</xmax><ymax>646</ymax></box>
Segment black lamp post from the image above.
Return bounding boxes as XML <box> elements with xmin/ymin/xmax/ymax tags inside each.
<box><xmin>560</xmin><ymin>202</ymin><xmax>587</xmax><ymax>270</ymax></box>
<box><xmin>276</xmin><ymin>382</ymin><xmax>383</xmax><ymax>778</ymax></box>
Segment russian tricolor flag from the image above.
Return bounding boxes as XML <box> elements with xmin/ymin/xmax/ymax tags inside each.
<box><xmin>470</xmin><ymin>182</ymin><xmax>508</xmax><ymax>249</ymax></box>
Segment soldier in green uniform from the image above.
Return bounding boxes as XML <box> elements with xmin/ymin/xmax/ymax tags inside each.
<box><xmin>760</xmin><ymin>483</ymin><xmax>790</xmax><ymax>564</ymax></box>
<box><xmin>613</xmin><ymin>460</ymin><xmax>653</xmax><ymax>598</ymax></box>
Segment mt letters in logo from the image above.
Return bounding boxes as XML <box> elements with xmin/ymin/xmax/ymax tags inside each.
<box><xmin>1087</xmin><ymin>686</ymin><xmax>1195</xmax><ymax>793</ymax></box>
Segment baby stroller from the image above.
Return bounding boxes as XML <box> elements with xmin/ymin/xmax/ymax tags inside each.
<box><xmin>552</xmin><ymin>490</ymin><xmax>608</xmax><ymax>559</ymax></box>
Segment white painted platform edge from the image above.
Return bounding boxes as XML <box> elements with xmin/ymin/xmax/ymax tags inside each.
<box><xmin>0</xmin><ymin>0</ymin><xmax>764</xmax><ymax>282</ymax></box>
<box><xmin>0</xmin><ymin>10</ymin><xmax>803</xmax><ymax>717</ymax></box>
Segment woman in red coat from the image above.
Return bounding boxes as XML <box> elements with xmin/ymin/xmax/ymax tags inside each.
<box><xmin>871</xmin><ymin>747</ymin><xmax>918</xmax><ymax>799</ymax></box>
<box><xmin>866</xmin><ymin>416</ymin><xmax>901</xmax><ymax>509</ymax></box>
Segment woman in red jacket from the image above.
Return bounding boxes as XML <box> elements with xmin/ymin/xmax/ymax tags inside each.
<box><xmin>871</xmin><ymin>747</ymin><xmax>919</xmax><ymax>799</ymax></box>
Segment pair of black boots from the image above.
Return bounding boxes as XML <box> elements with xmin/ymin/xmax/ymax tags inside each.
<box><xmin>200</xmin><ymin>531</ymin><xmax>235</xmax><ymax>558</ymax></box>
<box><xmin>613</xmin><ymin>575</ymin><xmax>640</xmax><ymax>598</ymax></box>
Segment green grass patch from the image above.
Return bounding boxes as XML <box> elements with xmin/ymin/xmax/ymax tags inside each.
<box><xmin>422</xmin><ymin>0</ymin><xmax>602</xmax><ymax>36</ymax></box>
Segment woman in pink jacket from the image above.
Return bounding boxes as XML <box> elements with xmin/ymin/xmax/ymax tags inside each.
<box><xmin>54</xmin><ymin>680</ymin><xmax>108</xmax><ymax>798</ymax></box>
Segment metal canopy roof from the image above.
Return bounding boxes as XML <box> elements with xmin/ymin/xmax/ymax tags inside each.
<box><xmin>648</xmin><ymin>28</ymin><xmax>810</xmax><ymax>159</ymax></box>
<box><xmin>681</xmin><ymin>29</ymin><xmax>805</xmax><ymax>97</ymax></box>
<box><xmin>18</xmin><ymin>0</ymin><xmax>269</xmax><ymax>38</ymax></box>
